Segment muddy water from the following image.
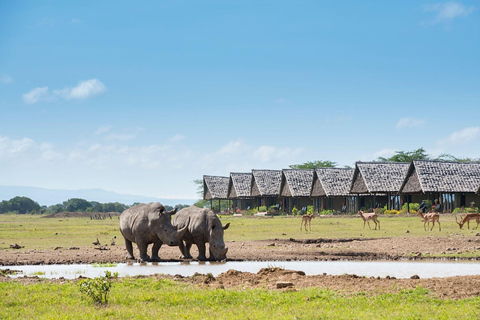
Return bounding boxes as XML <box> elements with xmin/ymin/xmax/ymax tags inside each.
<box><xmin>2</xmin><ymin>260</ymin><xmax>479</xmax><ymax>280</ymax></box>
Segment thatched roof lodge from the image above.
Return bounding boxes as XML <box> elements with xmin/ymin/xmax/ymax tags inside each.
<box><xmin>280</xmin><ymin>169</ymin><xmax>314</xmax><ymax>212</ymax></box>
<box><xmin>311</xmin><ymin>167</ymin><xmax>355</xmax><ymax>213</ymax></box>
<box><xmin>203</xmin><ymin>175</ymin><xmax>229</xmax><ymax>200</ymax></box>
<box><xmin>400</xmin><ymin>160</ymin><xmax>480</xmax><ymax>212</ymax></box>
<box><xmin>350</xmin><ymin>162</ymin><xmax>410</xmax><ymax>210</ymax></box>
<box><xmin>251</xmin><ymin>169</ymin><xmax>282</xmax><ymax>208</ymax></box>
<box><xmin>228</xmin><ymin>172</ymin><xmax>253</xmax><ymax>210</ymax></box>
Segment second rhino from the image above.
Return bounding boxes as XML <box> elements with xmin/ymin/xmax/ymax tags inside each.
<box><xmin>173</xmin><ymin>206</ymin><xmax>230</xmax><ymax>261</ymax></box>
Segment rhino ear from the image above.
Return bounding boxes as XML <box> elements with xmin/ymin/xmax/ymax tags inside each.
<box><xmin>223</xmin><ymin>223</ymin><xmax>230</xmax><ymax>230</ymax></box>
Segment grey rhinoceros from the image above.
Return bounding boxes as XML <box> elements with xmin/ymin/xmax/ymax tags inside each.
<box><xmin>119</xmin><ymin>202</ymin><xmax>188</xmax><ymax>262</ymax></box>
<box><xmin>172</xmin><ymin>206</ymin><xmax>230</xmax><ymax>261</ymax></box>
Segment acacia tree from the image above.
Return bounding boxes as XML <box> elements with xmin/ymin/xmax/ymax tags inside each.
<box><xmin>289</xmin><ymin>160</ymin><xmax>337</xmax><ymax>169</ymax></box>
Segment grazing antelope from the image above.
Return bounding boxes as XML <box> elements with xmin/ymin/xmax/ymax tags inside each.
<box><xmin>455</xmin><ymin>213</ymin><xmax>480</xmax><ymax>230</ymax></box>
<box><xmin>358</xmin><ymin>210</ymin><xmax>380</xmax><ymax>230</ymax></box>
<box><xmin>92</xmin><ymin>238</ymin><xmax>101</xmax><ymax>246</ymax></box>
<box><xmin>417</xmin><ymin>210</ymin><xmax>441</xmax><ymax>231</ymax></box>
<box><xmin>300</xmin><ymin>214</ymin><xmax>314</xmax><ymax>231</ymax></box>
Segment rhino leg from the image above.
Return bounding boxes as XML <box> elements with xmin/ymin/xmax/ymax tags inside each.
<box><xmin>195</xmin><ymin>242</ymin><xmax>208</xmax><ymax>261</ymax></box>
<box><xmin>185</xmin><ymin>242</ymin><xmax>193</xmax><ymax>259</ymax></box>
<box><xmin>136</xmin><ymin>240</ymin><xmax>151</xmax><ymax>262</ymax></box>
<box><xmin>124</xmin><ymin>238</ymin><xmax>135</xmax><ymax>260</ymax></box>
<box><xmin>178</xmin><ymin>240</ymin><xmax>192</xmax><ymax>259</ymax></box>
<box><xmin>151</xmin><ymin>240</ymin><xmax>163</xmax><ymax>262</ymax></box>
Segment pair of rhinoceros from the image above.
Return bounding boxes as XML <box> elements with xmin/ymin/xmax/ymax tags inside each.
<box><xmin>119</xmin><ymin>203</ymin><xmax>230</xmax><ymax>262</ymax></box>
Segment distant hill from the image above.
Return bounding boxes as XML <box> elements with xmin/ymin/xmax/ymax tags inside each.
<box><xmin>0</xmin><ymin>185</ymin><xmax>196</xmax><ymax>207</ymax></box>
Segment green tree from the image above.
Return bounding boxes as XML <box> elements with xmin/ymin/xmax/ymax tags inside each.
<box><xmin>63</xmin><ymin>198</ymin><xmax>91</xmax><ymax>212</ymax></box>
<box><xmin>376</xmin><ymin>148</ymin><xmax>430</xmax><ymax>162</ymax></box>
<box><xmin>289</xmin><ymin>160</ymin><xmax>337</xmax><ymax>169</ymax></box>
<box><xmin>5</xmin><ymin>196</ymin><xmax>41</xmax><ymax>214</ymax></box>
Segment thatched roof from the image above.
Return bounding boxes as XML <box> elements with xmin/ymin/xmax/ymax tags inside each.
<box><xmin>203</xmin><ymin>175</ymin><xmax>229</xmax><ymax>200</ymax></box>
<box><xmin>400</xmin><ymin>160</ymin><xmax>480</xmax><ymax>194</ymax></box>
<box><xmin>228</xmin><ymin>172</ymin><xmax>252</xmax><ymax>198</ymax></box>
<box><xmin>312</xmin><ymin>167</ymin><xmax>355</xmax><ymax>197</ymax></box>
<box><xmin>280</xmin><ymin>169</ymin><xmax>314</xmax><ymax>197</ymax></box>
<box><xmin>251</xmin><ymin>169</ymin><xmax>282</xmax><ymax>197</ymax></box>
<box><xmin>350</xmin><ymin>162</ymin><xmax>410</xmax><ymax>194</ymax></box>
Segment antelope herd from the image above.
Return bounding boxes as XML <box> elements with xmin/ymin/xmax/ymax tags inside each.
<box><xmin>298</xmin><ymin>209</ymin><xmax>480</xmax><ymax>232</ymax></box>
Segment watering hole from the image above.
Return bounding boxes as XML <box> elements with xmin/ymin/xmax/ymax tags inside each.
<box><xmin>2</xmin><ymin>260</ymin><xmax>480</xmax><ymax>279</ymax></box>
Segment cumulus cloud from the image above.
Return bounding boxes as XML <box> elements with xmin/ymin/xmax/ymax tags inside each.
<box><xmin>23</xmin><ymin>87</ymin><xmax>49</xmax><ymax>104</ymax></box>
<box><xmin>437</xmin><ymin>127</ymin><xmax>480</xmax><ymax>147</ymax></box>
<box><xmin>0</xmin><ymin>73</ymin><xmax>12</xmax><ymax>84</ymax></box>
<box><xmin>396</xmin><ymin>117</ymin><xmax>426</xmax><ymax>129</ymax></box>
<box><xmin>23</xmin><ymin>79</ymin><xmax>106</xmax><ymax>104</ymax></box>
<box><xmin>423</xmin><ymin>2</ymin><xmax>475</xmax><ymax>23</ymax></box>
<box><xmin>54</xmin><ymin>79</ymin><xmax>106</xmax><ymax>100</ymax></box>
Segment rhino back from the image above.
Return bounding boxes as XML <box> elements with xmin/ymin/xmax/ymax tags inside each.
<box><xmin>119</xmin><ymin>203</ymin><xmax>162</xmax><ymax>242</ymax></box>
<box><xmin>174</xmin><ymin>206</ymin><xmax>214</xmax><ymax>241</ymax></box>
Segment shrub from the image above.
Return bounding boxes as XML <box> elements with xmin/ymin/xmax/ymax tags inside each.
<box><xmin>78</xmin><ymin>271</ymin><xmax>115</xmax><ymax>304</ymax></box>
<box><xmin>318</xmin><ymin>209</ymin><xmax>335</xmax><ymax>215</ymax></box>
<box><xmin>291</xmin><ymin>206</ymin><xmax>298</xmax><ymax>216</ymax></box>
<box><xmin>306</xmin><ymin>205</ymin><xmax>314</xmax><ymax>215</ymax></box>
<box><xmin>402</xmin><ymin>203</ymin><xmax>420</xmax><ymax>212</ymax></box>
<box><xmin>258</xmin><ymin>206</ymin><xmax>267</xmax><ymax>213</ymax></box>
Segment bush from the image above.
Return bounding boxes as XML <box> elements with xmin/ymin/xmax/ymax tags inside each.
<box><xmin>453</xmin><ymin>207</ymin><xmax>479</xmax><ymax>214</ymax></box>
<box><xmin>306</xmin><ymin>205</ymin><xmax>314</xmax><ymax>215</ymax></box>
<box><xmin>402</xmin><ymin>203</ymin><xmax>420</xmax><ymax>212</ymax></box>
<box><xmin>318</xmin><ymin>209</ymin><xmax>335</xmax><ymax>215</ymax></box>
<box><xmin>291</xmin><ymin>206</ymin><xmax>298</xmax><ymax>216</ymax></box>
<box><xmin>258</xmin><ymin>206</ymin><xmax>267</xmax><ymax>213</ymax></box>
<box><xmin>78</xmin><ymin>271</ymin><xmax>116</xmax><ymax>304</ymax></box>
<box><xmin>384</xmin><ymin>209</ymin><xmax>402</xmax><ymax>215</ymax></box>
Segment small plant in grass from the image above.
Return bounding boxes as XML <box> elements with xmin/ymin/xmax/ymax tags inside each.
<box><xmin>78</xmin><ymin>271</ymin><xmax>115</xmax><ymax>304</ymax></box>
<box><xmin>258</xmin><ymin>206</ymin><xmax>267</xmax><ymax>213</ymax></box>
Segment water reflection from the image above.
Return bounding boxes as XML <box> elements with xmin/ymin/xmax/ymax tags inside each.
<box><xmin>1</xmin><ymin>260</ymin><xmax>479</xmax><ymax>280</ymax></box>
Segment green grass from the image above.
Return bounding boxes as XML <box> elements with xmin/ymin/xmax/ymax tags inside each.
<box><xmin>0</xmin><ymin>213</ymin><xmax>477</xmax><ymax>251</ymax></box>
<box><xmin>1</xmin><ymin>278</ymin><xmax>479</xmax><ymax>319</ymax></box>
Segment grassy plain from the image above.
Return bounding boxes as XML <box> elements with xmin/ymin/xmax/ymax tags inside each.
<box><xmin>0</xmin><ymin>213</ymin><xmax>475</xmax><ymax>250</ymax></box>
<box><xmin>1</xmin><ymin>277</ymin><xmax>479</xmax><ymax>320</ymax></box>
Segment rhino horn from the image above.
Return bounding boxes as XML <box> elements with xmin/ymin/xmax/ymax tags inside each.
<box><xmin>223</xmin><ymin>247</ymin><xmax>228</xmax><ymax>257</ymax></box>
<box><xmin>167</xmin><ymin>207</ymin><xmax>178</xmax><ymax>215</ymax></box>
<box><xmin>175</xmin><ymin>217</ymin><xmax>189</xmax><ymax>239</ymax></box>
<box><xmin>223</xmin><ymin>223</ymin><xmax>230</xmax><ymax>230</ymax></box>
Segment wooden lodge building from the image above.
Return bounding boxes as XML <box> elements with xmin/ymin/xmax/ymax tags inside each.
<box><xmin>311</xmin><ymin>167</ymin><xmax>355</xmax><ymax>213</ymax></box>
<box><xmin>250</xmin><ymin>169</ymin><xmax>282</xmax><ymax>208</ymax></box>
<box><xmin>400</xmin><ymin>160</ymin><xmax>480</xmax><ymax>212</ymax></box>
<box><xmin>203</xmin><ymin>160</ymin><xmax>480</xmax><ymax>214</ymax></box>
<box><xmin>203</xmin><ymin>175</ymin><xmax>229</xmax><ymax>209</ymax></box>
<box><xmin>280</xmin><ymin>169</ymin><xmax>314</xmax><ymax>213</ymax></box>
<box><xmin>227</xmin><ymin>172</ymin><xmax>254</xmax><ymax>211</ymax></box>
<box><xmin>350</xmin><ymin>162</ymin><xmax>410</xmax><ymax>211</ymax></box>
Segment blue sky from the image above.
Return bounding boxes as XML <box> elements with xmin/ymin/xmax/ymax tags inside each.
<box><xmin>0</xmin><ymin>1</ymin><xmax>479</xmax><ymax>200</ymax></box>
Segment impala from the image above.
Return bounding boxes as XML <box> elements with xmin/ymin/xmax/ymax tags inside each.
<box><xmin>455</xmin><ymin>213</ymin><xmax>480</xmax><ymax>230</ymax></box>
<box><xmin>300</xmin><ymin>214</ymin><xmax>314</xmax><ymax>231</ymax></box>
<box><xmin>358</xmin><ymin>210</ymin><xmax>380</xmax><ymax>230</ymax></box>
<box><xmin>416</xmin><ymin>210</ymin><xmax>441</xmax><ymax>231</ymax></box>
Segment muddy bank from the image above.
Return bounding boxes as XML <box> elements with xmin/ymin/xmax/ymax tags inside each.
<box><xmin>1</xmin><ymin>236</ymin><xmax>480</xmax><ymax>266</ymax></box>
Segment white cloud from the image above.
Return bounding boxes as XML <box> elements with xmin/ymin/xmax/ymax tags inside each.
<box><xmin>23</xmin><ymin>79</ymin><xmax>106</xmax><ymax>104</ymax></box>
<box><xmin>54</xmin><ymin>79</ymin><xmax>106</xmax><ymax>100</ymax></box>
<box><xmin>23</xmin><ymin>87</ymin><xmax>49</xmax><ymax>104</ymax></box>
<box><xmin>0</xmin><ymin>73</ymin><xmax>12</xmax><ymax>84</ymax></box>
<box><xmin>71</xmin><ymin>18</ymin><xmax>82</xmax><ymax>24</ymax></box>
<box><xmin>396</xmin><ymin>117</ymin><xmax>426</xmax><ymax>129</ymax></box>
<box><xmin>424</xmin><ymin>2</ymin><xmax>475</xmax><ymax>23</ymax></box>
<box><xmin>437</xmin><ymin>127</ymin><xmax>480</xmax><ymax>147</ymax></box>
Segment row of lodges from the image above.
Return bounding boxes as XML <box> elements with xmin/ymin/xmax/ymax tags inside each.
<box><xmin>203</xmin><ymin>160</ymin><xmax>480</xmax><ymax>214</ymax></box>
